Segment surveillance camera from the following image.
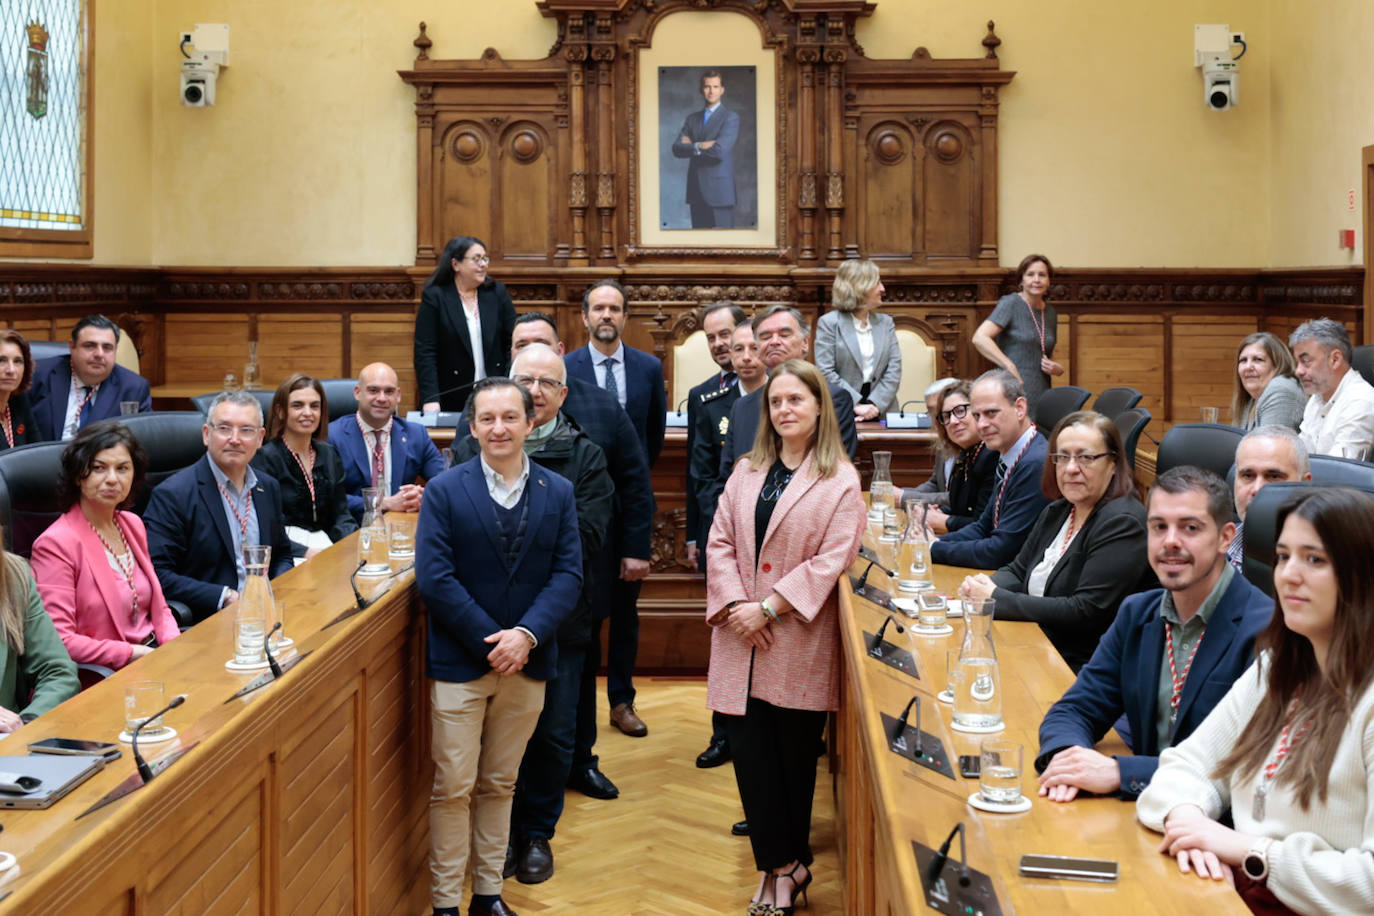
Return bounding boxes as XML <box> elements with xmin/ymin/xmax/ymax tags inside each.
<box><xmin>1202</xmin><ymin>55</ymin><xmax>1238</xmax><ymax>110</ymax></box>
<box><xmin>180</xmin><ymin>57</ymin><xmax>219</xmax><ymax>107</ymax></box>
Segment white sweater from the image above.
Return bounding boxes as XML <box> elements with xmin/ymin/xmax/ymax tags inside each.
<box><xmin>1136</xmin><ymin>656</ymin><xmax>1374</xmax><ymax>915</ymax></box>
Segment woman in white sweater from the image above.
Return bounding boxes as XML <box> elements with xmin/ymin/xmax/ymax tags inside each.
<box><xmin>1137</xmin><ymin>487</ymin><xmax>1374</xmax><ymax>915</ymax></box>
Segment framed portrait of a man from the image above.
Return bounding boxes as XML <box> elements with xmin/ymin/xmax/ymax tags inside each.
<box><xmin>657</xmin><ymin>66</ymin><xmax>758</xmax><ymax>231</ymax></box>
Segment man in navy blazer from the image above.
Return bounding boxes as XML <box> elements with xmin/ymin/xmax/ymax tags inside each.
<box><xmin>930</xmin><ymin>369</ymin><xmax>1050</xmax><ymax>570</ymax></box>
<box><xmin>30</xmin><ymin>315</ymin><xmax>152</xmax><ymax>441</ymax></box>
<box><xmin>670</xmin><ymin>70</ymin><xmax>739</xmax><ymax>229</ymax></box>
<box><xmin>1035</xmin><ymin>466</ymin><xmax>1273</xmax><ymax>801</ymax></box>
<box><xmin>563</xmin><ymin>280</ymin><xmax>666</xmax><ymax>740</ymax></box>
<box><xmin>327</xmin><ymin>362</ymin><xmax>447</xmax><ymax>521</ymax></box>
<box><xmin>144</xmin><ymin>391</ymin><xmax>294</xmax><ymax>624</ymax></box>
<box><xmin>418</xmin><ymin>377</ymin><xmax>581</xmax><ymax>916</ymax></box>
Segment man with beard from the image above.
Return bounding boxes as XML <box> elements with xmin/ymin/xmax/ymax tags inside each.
<box><xmin>685</xmin><ymin>301</ymin><xmax>747</xmax><ymax>570</ymax></box>
<box><xmin>1034</xmin><ymin>466</ymin><xmax>1272</xmax><ymax>802</ymax></box>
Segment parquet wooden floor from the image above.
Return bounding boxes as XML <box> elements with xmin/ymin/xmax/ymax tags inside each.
<box><xmin>491</xmin><ymin>677</ymin><xmax>843</xmax><ymax>915</ymax></box>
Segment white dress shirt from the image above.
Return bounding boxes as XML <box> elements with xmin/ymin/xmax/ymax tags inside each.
<box><xmin>62</xmin><ymin>375</ymin><xmax>101</xmax><ymax>440</ymax></box>
<box><xmin>462</xmin><ymin>295</ymin><xmax>486</xmax><ymax>383</ymax></box>
<box><xmin>590</xmin><ymin>342</ymin><xmax>628</xmax><ymax>408</ymax></box>
<box><xmin>480</xmin><ymin>453</ymin><xmax>530</xmax><ymax>509</ymax></box>
<box><xmin>851</xmin><ymin>313</ymin><xmax>876</xmax><ymax>382</ymax></box>
<box><xmin>1298</xmin><ymin>367</ymin><xmax>1374</xmax><ymax>457</ymax></box>
<box><xmin>358</xmin><ymin>415</ymin><xmax>394</xmax><ymax>495</ymax></box>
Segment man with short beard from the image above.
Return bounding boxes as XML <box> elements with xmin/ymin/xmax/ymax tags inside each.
<box><xmin>685</xmin><ymin>301</ymin><xmax>747</xmax><ymax>570</ymax></box>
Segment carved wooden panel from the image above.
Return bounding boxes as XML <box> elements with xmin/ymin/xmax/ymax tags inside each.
<box><xmin>280</xmin><ymin>689</ymin><xmax>357</xmax><ymax>911</ymax></box>
<box><xmin>145</xmin><ymin>773</ymin><xmax>264</xmax><ymax>913</ymax></box>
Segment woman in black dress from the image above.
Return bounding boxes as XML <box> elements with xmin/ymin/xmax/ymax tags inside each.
<box><xmin>0</xmin><ymin>330</ymin><xmax>39</xmax><ymax>450</ymax></box>
<box><xmin>252</xmin><ymin>374</ymin><xmax>356</xmax><ymax>561</ymax></box>
<box><xmin>414</xmin><ymin>235</ymin><xmax>518</xmax><ymax>413</ymax></box>
<box><xmin>921</xmin><ymin>379</ymin><xmax>998</xmax><ymax>534</ymax></box>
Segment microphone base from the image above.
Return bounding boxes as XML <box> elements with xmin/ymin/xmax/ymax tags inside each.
<box><xmin>912</xmin><ymin>840</ymin><xmax>1003</xmax><ymax>916</ymax></box>
<box><xmin>78</xmin><ymin>741</ymin><xmax>201</xmax><ymax>820</ymax></box>
<box><xmin>880</xmin><ymin>712</ymin><xmax>954</xmax><ymax>779</ymax></box>
<box><xmin>850</xmin><ymin>574</ymin><xmax>893</xmax><ymax>609</ymax></box>
<box><xmin>863</xmin><ymin>634</ymin><xmax>920</xmax><ymax>679</ymax></box>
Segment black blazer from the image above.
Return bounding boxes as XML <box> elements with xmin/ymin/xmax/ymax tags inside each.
<box><xmin>943</xmin><ymin>443</ymin><xmax>998</xmax><ymax>532</ymax></box>
<box><xmin>991</xmin><ymin>495</ymin><xmax>1156</xmax><ymax>672</ymax></box>
<box><xmin>0</xmin><ymin>394</ymin><xmax>39</xmax><ymax>451</ymax></box>
<box><xmin>414</xmin><ymin>278</ymin><xmax>517</xmax><ymax>410</ymax></box>
<box><xmin>251</xmin><ymin>439</ymin><xmax>358</xmax><ymax>556</ymax></box>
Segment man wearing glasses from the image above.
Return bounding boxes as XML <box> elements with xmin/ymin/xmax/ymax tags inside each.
<box><xmin>329</xmin><ymin>362</ymin><xmax>448</xmax><ymax>522</ymax></box>
<box><xmin>145</xmin><ymin>390</ymin><xmax>295</xmax><ymax>623</ymax></box>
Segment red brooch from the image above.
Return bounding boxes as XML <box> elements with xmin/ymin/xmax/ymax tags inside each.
<box><xmin>761</xmin><ymin>562</ymin><xmax>772</xmax><ymax>573</ymax></box>
<box><xmin>14</xmin><ymin>425</ymin><xmax>23</xmax><ymax>435</ymax></box>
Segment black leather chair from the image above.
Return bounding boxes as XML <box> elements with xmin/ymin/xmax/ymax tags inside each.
<box><xmin>1352</xmin><ymin>344</ymin><xmax>1374</xmax><ymax>388</ymax></box>
<box><xmin>0</xmin><ymin>441</ymin><xmax>66</xmax><ymax>557</ymax></box>
<box><xmin>1113</xmin><ymin>407</ymin><xmax>1152</xmax><ymax>470</ymax></box>
<box><xmin>191</xmin><ymin>389</ymin><xmax>274</xmax><ymax>421</ymax></box>
<box><xmin>1241</xmin><ymin>481</ymin><xmax>1374</xmax><ymax>597</ymax></box>
<box><xmin>27</xmin><ymin>340</ymin><xmax>70</xmax><ymax>364</ymax></box>
<box><xmin>1308</xmin><ymin>453</ymin><xmax>1374</xmax><ymax>488</ymax></box>
<box><xmin>1091</xmin><ymin>386</ymin><xmax>1143</xmax><ymax>419</ymax></box>
<box><xmin>1156</xmin><ymin>423</ymin><xmax>1244</xmax><ymax>481</ymax></box>
<box><xmin>1034</xmin><ymin>385</ymin><xmax>1091</xmax><ymax>432</ymax></box>
<box><xmin>319</xmin><ymin>378</ymin><xmax>359</xmax><ymax>422</ymax></box>
<box><xmin>113</xmin><ymin>412</ymin><xmax>207</xmax><ymax>513</ymax></box>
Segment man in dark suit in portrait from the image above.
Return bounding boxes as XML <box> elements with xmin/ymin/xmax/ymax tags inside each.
<box><xmin>30</xmin><ymin>314</ymin><xmax>152</xmax><ymax>440</ymax></box>
<box><xmin>564</xmin><ymin>280</ymin><xmax>666</xmax><ymax>740</ymax></box>
<box><xmin>670</xmin><ymin>70</ymin><xmax>740</xmax><ymax>229</ymax></box>
<box><xmin>328</xmin><ymin>362</ymin><xmax>447</xmax><ymax>522</ymax></box>
<box><xmin>144</xmin><ymin>390</ymin><xmax>294</xmax><ymax>623</ymax></box>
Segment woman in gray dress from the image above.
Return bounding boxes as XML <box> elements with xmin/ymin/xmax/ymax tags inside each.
<box><xmin>1230</xmin><ymin>331</ymin><xmax>1305</xmax><ymax>430</ymax></box>
<box><xmin>972</xmin><ymin>253</ymin><xmax>1064</xmax><ymax>410</ymax></box>
<box><xmin>816</xmin><ymin>258</ymin><xmax>902</xmax><ymax>420</ymax></box>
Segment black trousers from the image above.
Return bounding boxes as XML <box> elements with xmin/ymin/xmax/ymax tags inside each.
<box><xmin>721</xmin><ymin>697</ymin><xmax>828</xmax><ymax>871</ymax></box>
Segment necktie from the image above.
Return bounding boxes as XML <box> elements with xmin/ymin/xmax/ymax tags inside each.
<box><xmin>720</xmin><ymin>371</ymin><xmax>736</xmax><ymax>390</ymax></box>
<box><xmin>703</xmin><ymin>107</ymin><xmax>712</xmax><ymax>127</ymax></box>
<box><xmin>371</xmin><ymin>429</ymin><xmax>387</xmax><ymax>491</ymax></box>
<box><xmin>995</xmin><ymin>461</ymin><xmax>1008</xmax><ymax>486</ymax></box>
<box><xmin>603</xmin><ymin>357</ymin><xmax>619</xmax><ymax>403</ymax></box>
<box><xmin>68</xmin><ymin>385</ymin><xmax>94</xmax><ymax>438</ymax></box>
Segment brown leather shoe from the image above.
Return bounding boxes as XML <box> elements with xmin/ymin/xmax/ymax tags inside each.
<box><xmin>610</xmin><ymin>702</ymin><xmax>648</xmax><ymax>737</ymax></box>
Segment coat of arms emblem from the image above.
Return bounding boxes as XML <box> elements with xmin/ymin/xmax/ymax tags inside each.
<box><xmin>26</xmin><ymin>20</ymin><xmax>49</xmax><ymax>121</ymax></box>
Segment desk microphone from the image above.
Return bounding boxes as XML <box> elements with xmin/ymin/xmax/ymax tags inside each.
<box><xmin>676</xmin><ymin>397</ymin><xmax>690</xmax><ymax>412</ymax></box>
<box><xmin>895</xmin><ymin>398</ymin><xmax>925</xmax><ymax>417</ymax></box>
<box><xmin>858</xmin><ymin>546</ymin><xmax>897</xmax><ymax>578</ymax></box>
<box><xmin>132</xmin><ymin>694</ymin><xmax>186</xmax><ymax>784</ymax></box>
<box><xmin>872</xmin><ymin>614</ymin><xmax>904</xmax><ymax>654</ymax></box>
<box><xmin>262</xmin><ymin>621</ymin><xmax>284</xmax><ymax>679</ymax></box>
<box><xmin>893</xmin><ymin>694</ymin><xmax>923</xmax><ymax>754</ymax></box>
<box><xmin>349</xmin><ymin>559</ymin><xmax>369</xmax><ymax>610</ymax></box>
<box><xmin>927</xmin><ymin>821</ymin><xmax>972</xmax><ymax>888</ymax></box>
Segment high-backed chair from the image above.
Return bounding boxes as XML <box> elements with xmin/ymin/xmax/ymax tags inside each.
<box><xmin>1241</xmin><ymin>480</ymin><xmax>1374</xmax><ymax>597</ymax></box>
<box><xmin>1308</xmin><ymin>453</ymin><xmax>1374</xmax><ymax>488</ymax></box>
<box><xmin>1091</xmin><ymin>386</ymin><xmax>1143</xmax><ymax>419</ymax></box>
<box><xmin>1113</xmin><ymin>407</ymin><xmax>1152</xmax><ymax>470</ymax></box>
<box><xmin>27</xmin><ymin>340</ymin><xmax>69</xmax><ymax>364</ymax></box>
<box><xmin>1034</xmin><ymin>385</ymin><xmax>1091</xmax><ymax>432</ymax></box>
<box><xmin>1156</xmin><ymin>422</ymin><xmax>1244</xmax><ymax>481</ymax></box>
<box><xmin>318</xmin><ymin>378</ymin><xmax>359</xmax><ymax>422</ymax></box>
<box><xmin>1352</xmin><ymin>344</ymin><xmax>1374</xmax><ymax>388</ymax></box>
<box><xmin>191</xmin><ymin>389</ymin><xmax>274</xmax><ymax>421</ymax></box>
<box><xmin>113</xmin><ymin>412</ymin><xmax>207</xmax><ymax>513</ymax></box>
<box><xmin>0</xmin><ymin>442</ymin><xmax>66</xmax><ymax>557</ymax></box>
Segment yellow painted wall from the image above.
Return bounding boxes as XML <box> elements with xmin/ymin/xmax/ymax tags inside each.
<box><xmin>72</xmin><ymin>1</ymin><xmax>1365</xmax><ymax>268</ymax></box>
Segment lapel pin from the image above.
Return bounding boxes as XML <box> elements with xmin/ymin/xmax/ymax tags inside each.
<box><xmin>538</xmin><ymin>478</ymin><xmax>546</xmax><ymax>487</ymax></box>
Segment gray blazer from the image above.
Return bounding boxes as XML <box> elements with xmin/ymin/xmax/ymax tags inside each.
<box><xmin>815</xmin><ymin>310</ymin><xmax>903</xmax><ymax>414</ymax></box>
<box><xmin>1241</xmin><ymin>374</ymin><xmax>1305</xmax><ymax>431</ymax></box>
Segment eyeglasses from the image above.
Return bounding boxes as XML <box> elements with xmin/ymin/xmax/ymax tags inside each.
<box><xmin>937</xmin><ymin>404</ymin><xmax>970</xmax><ymax>424</ymax></box>
<box><xmin>210</xmin><ymin>424</ymin><xmax>261</xmax><ymax>439</ymax></box>
<box><xmin>513</xmin><ymin>374</ymin><xmax>565</xmax><ymax>392</ymax></box>
<box><xmin>464</xmin><ymin>255</ymin><xmax>490</xmax><ymax>266</ymax></box>
<box><xmin>1049</xmin><ymin>452</ymin><xmax>1114</xmax><ymax>467</ymax></box>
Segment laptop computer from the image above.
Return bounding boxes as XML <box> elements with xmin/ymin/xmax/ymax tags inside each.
<box><xmin>0</xmin><ymin>754</ymin><xmax>105</xmax><ymax>809</ymax></box>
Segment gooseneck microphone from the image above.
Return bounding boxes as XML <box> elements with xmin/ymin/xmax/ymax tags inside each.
<box><xmin>132</xmin><ymin>694</ymin><xmax>187</xmax><ymax>784</ymax></box>
<box><xmin>349</xmin><ymin>559</ymin><xmax>369</xmax><ymax>610</ymax></box>
<box><xmin>871</xmin><ymin>614</ymin><xmax>905</xmax><ymax>656</ymax></box>
<box><xmin>858</xmin><ymin>545</ymin><xmax>897</xmax><ymax>577</ymax></box>
<box><xmin>926</xmin><ymin>821</ymin><xmax>972</xmax><ymax>889</ymax></box>
<box><xmin>262</xmin><ymin>621</ymin><xmax>284</xmax><ymax>679</ymax></box>
<box><xmin>892</xmin><ymin>694</ymin><xmax>923</xmax><ymax>753</ymax></box>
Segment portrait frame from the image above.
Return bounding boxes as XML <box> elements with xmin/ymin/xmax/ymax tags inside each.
<box><xmin>628</xmin><ymin>9</ymin><xmax>785</xmax><ymax>258</ymax></box>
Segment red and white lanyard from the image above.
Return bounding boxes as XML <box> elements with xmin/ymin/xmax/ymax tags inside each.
<box><xmin>992</xmin><ymin>425</ymin><xmax>1036</xmax><ymax>527</ymax></box>
<box><xmin>1024</xmin><ymin>298</ymin><xmax>1048</xmax><ymax>358</ymax></box>
<box><xmin>88</xmin><ymin>516</ymin><xmax>139</xmax><ymax>622</ymax></box>
<box><xmin>288</xmin><ymin>444</ymin><xmax>317</xmax><ymax>510</ymax></box>
<box><xmin>1164</xmin><ymin>621</ymin><xmax>1205</xmax><ymax>725</ymax></box>
<box><xmin>217</xmin><ymin>482</ymin><xmax>254</xmax><ymax>539</ymax></box>
<box><xmin>1253</xmin><ymin>696</ymin><xmax>1312</xmax><ymax>822</ymax></box>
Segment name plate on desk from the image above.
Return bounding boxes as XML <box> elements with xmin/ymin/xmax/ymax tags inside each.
<box><xmin>886</xmin><ymin>412</ymin><xmax>932</xmax><ymax>429</ymax></box>
<box><xmin>665</xmin><ymin>410</ymin><xmax>689</xmax><ymax>428</ymax></box>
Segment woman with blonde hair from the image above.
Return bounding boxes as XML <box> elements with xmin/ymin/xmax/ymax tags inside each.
<box><xmin>706</xmin><ymin>359</ymin><xmax>866</xmax><ymax>914</ymax></box>
<box><xmin>816</xmin><ymin>258</ymin><xmax>902</xmax><ymax>420</ymax></box>
<box><xmin>0</xmin><ymin>521</ymin><xmax>79</xmax><ymax>729</ymax></box>
<box><xmin>1231</xmin><ymin>331</ymin><xmax>1304</xmax><ymax>430</ymax></box>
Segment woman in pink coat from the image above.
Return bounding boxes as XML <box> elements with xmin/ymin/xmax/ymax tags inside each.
<box><xmin>31</xmin><ymin>422</ymin><xmax>180</xmax><ymax>671</ymax></box>
<box><xmin>706</xmin><ymin>359</ymin><xmax>866</xmax><ymax>915</ymax></box>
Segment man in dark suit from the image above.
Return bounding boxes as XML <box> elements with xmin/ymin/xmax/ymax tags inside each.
<box><xmin>508</xmin><ymin>313</ymin><xmax>654</xmax><ymax>800</ymax></box>
<box><xmin>684</xmin><ymin>301</ymin><xmax>747</xmax><ymax>571</ymax></box>
<box><xmin>1035</xmin><ymin>466</ymin><xmax>1271</xmax><ymax>802</ymax></box>
<box><xmin>564</xmin><ymin>280</ymin><xmax>666</xmax><ymax>739</ymax></box>
<box><xmin>670</xmin><ymin>70</ymin><xmax>739</xmax><ymax>229</ymax></box>
<box><xmin>716</xmin><ymin>305</ymin><xmax>859</xmax><ymax>493</ymax></box>
<box><xmin>929</xmin><ymin>369</ymin><xmax>1050</xmax><ymax>570</ymax></box>
<box><xmin>417</xmin><ymin>377</ymin><xmax>582</xmax><ymax>916</ymax></box>
<box><xmin>144</xmin><ymin>390</ymin><xmax>294</xmax><ymax>623</ymax></box>
<box><xmin>30</xmin><ymin>314</ymin><xmax>152</xmax><ymax>440</ymax></box>
<box><xmin>328</xmin><ymin>362</ymin><xmax>447</xmax><ymax>521</ymax></box>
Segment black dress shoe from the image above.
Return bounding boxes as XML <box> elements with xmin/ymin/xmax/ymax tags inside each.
<box><xmin>517</xmin><ymin>836</ymin><xmax>554</xmax><ymax>884</ymax></box>
<box><xmin>567</xmin><ymin>765</ymin><xmax>619</xmax><ymax>799</ymax></box>
<box><xmin>732</xmin><ymin>819</ymin><xmax>750</xmax><ymax>836</ymax></box>
<box><xmin>467</xmin><ymin>900</ymin><xmax>517</xmax><ymax>916</ymax></box>
<box><xmin>695</xmin><ymin>736</ymin><xmax>731</xmax><ymax>768</ymax></box>
<box><xmin>502</xmin><ymin>842</ymin><xmax>517</xmax><ymax>879</ymax></box>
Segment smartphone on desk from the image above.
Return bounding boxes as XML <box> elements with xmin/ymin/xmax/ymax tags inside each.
<box><xmin>28</xmin><ymin>737</ymin><xmax>122</xmax><ymax>763</ymax></box>
<box><xmin>958</xmin><ymin>754</ymin><xmax>981</xmax><ymax>778</ymax></box>
<box><xmin>1019</xmin><ymin>854</ymin><xmax>1119</xmax><ymax>883</ymax></box>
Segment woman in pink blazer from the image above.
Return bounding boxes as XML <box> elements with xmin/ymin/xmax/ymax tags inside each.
<box><xmin>706</xmin><ymin>359</ymin><xmax>866</xmax><ymax>916</ymax></box>
<box><xmin>31</xmin><ymin>422</ymin><xmax>180</xmax><ymax>670</ymax></box>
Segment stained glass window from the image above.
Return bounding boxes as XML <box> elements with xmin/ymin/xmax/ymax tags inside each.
<box><xmin>0</xmin><ymin>1</ymin><xmax>89</xmax><ymax>253</ymax></box>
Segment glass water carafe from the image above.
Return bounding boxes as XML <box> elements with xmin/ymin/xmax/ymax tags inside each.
<box><xmin>952</xmin><ymin>597</ymin><xmax>1003</xmax><ymax>732</ymax></box>
<box><xmin>896</xmin><ymin>502</ymin><xmax>933</xmax><ymax>592</ymax></box>
<box><xmin>243</xmin><ymin>341</ymin><xmax>260</xmax><ymax>389</ymax></box>
<box><xmin>357</xmin><ymin>487</ymin><xmax>390</xmax><ymax>574</ymax></box>
<box><xmin>869</xmin><ymin>450</ymin><xmax>894</xmax><ymax>521</ymax></box>
<box><xmin>239</xmin><ymin>544</ymin><xmax>277</xmax><ymax>657</ymax></box>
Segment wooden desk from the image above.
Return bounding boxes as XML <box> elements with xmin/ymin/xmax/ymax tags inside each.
<box><xmin>835</xmin><ymin>533</ymin><xmax>1247</xmax><ymax>915</ymax></box>
<box><xmin>0</xmin><ymin>530</ymin><xmax>430</xmax><ymax>913</ymax></box>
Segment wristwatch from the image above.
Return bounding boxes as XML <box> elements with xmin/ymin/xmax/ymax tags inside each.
<box><xmin>1242</xmin><ymin>838</ymin><xmax>1273</xmax><ymax>882</ymax></box>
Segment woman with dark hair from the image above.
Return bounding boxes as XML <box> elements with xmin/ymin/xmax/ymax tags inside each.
<box><xmin>1139</xmin><ymin>488</ymin><xmax>1374</xmax><ymax>915</ymax></box>
<box><xmin>0</xmin><ymin>329</ymin><xmax>38</xmax><ymax>450</ymax></box>
<box><xmin>31</xmin><ymin>422</ymin><xmax>180</xmax><ymax>669</ymax></box>
<box><xmin>706</xmin><ymin>359</ymin><xmax>866</xmax><ymax>915</ymax></box>
<box><xmin>917</xmin><ymin>379</ymin><xmax>998</xmax><ymax>535</ymax></box>
<box><xmin>1231</xmin><ymin>331</ymin><xmax>1305</xmax><ymax>430</ymax></box>
<box><xmin>0</xmin><ymin>518</ymin><xmax>78</xmax><ymax>729</ymax></box>
<box><xmin>251</xmin><ymin>373</ymin><xmax>356</xmax><ymax>561</ymax></box>
<box><xmin>972</xmin><ymin>253</ymin><xmax>1063</xmax><ymax>410</ymax></box>
<box><xmin>960</xmin><ymin>410</ymin><xmax>1154</xmax><ymax>671</ymax></box>
<box><xmin>415</xmin><ymin>235</ymin><xmax>518</xmax><ymax>412</ymax></box>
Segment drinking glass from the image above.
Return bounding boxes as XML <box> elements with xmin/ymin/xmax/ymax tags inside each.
<box><xmin>915</xmin><ymin>593</ymin><xmax>948</xmax><ymax>632</ymax></box>
<box><xmin>979</xmin><ymin>738</ymin><xmax>1023</xmax><ymax>804</ymax></box>
<box><xmin>939</xmin><ymin>648</ymin><xmax>959</xmax><ymax>703</ymax></box>
<box><xmin>387</xmin><ymin>515</ymin><xmax>417</xmax><ymax>564</ymax></box>
<box><xmin>125</xmin><ymin>680</ymin><xmax>168</xmax><ymax>737</ymax></box>
<box><xmin>1200</xmin><ymin>406</ymin><xmax>1220</xmax><ymax>424</ymax></box>
<box><xmin>234</xmin><ymin>606</ymin><xmax>267</xmax><ymax>666</ymax></box>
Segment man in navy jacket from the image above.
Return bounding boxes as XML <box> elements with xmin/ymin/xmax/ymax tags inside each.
<box><xmin>930</xmin><ymin>369</ymin><xmax>1049</xmax><ymax>569</ymax></box>
<box><xmin>30</xmin><ymin>314</ymin><xmax>152</xmax><ymax>440</ymax></box>
<box><xmin>1035</xmin><ymin>466</ymin><xmax>1273</xmax><ymax>801</ymax></box>
<box><xmin>418</xmin><ymin>377</ymin><xmax>581</xmax><ymax>916</ymax></box>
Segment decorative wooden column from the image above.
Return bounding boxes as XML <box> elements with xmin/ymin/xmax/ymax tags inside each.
<box><xmin>411</xmin><ymin>24</ymin><xmax>437</xmax><ymax>264</ymax></box>
<box><xmin>567</xmin><ymin>43</ymin><xmax>590</xmax><ymax>262</ymax></box>
<box><xmin>824</xmin><ymin>46</ymin><xmax>846</xmax><ymax>262</ymax></box>
<box><xmin>593</xmin><ymin>14</ymin><xmax>617</xmax><ymax>261</ymax></box>
<box><xmin>978</xmin><ymin>22</ymin><xmax>1003</xmax><ymax>263</ymax></box>
<box><xmin>797</xmin><ymin>33</ymin><xmax>820</xmax><ymax>262</ymax></box>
